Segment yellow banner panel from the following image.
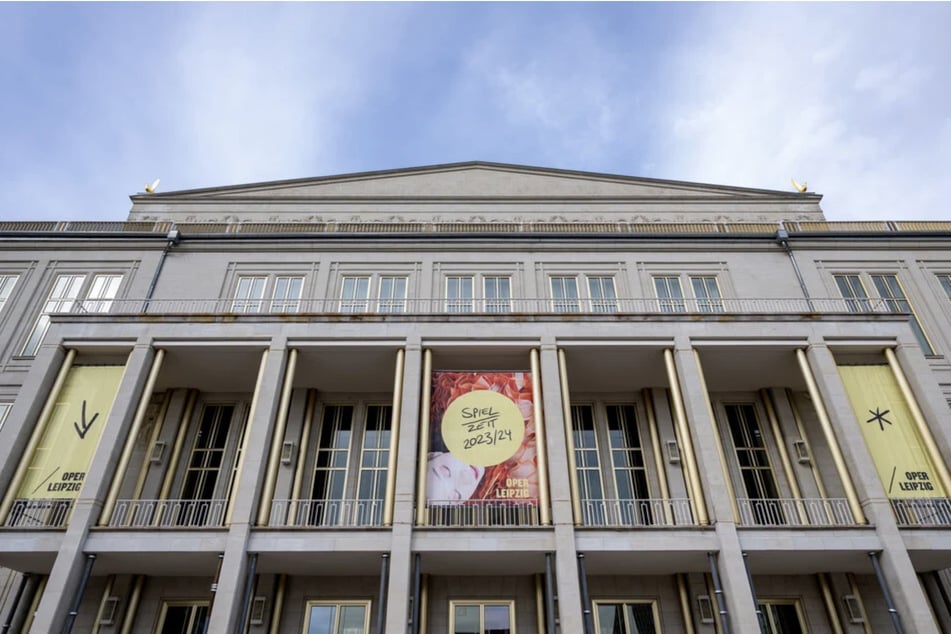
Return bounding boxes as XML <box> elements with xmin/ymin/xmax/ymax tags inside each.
<box><xmin>17</xmin><ymin>365</ymin><xmax>125</xmax><ymax>499</ymax></box>
<box><xmin>838</xmin><ymin>364</ymin><xmax>945</xmax><ymax>498</ymax></box>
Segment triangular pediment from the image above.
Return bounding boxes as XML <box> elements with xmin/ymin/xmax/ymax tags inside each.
<box><xmin>141</xmin><ymin>162</ymin><xmax>806</xmax><ymax>201</ymax></box>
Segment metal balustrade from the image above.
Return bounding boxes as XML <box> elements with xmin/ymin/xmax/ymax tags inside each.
<box><xmin>423</xmin><ymin>501</ymin><xmax>541</xmax><ymax>527</ymax></box>
<box><xmin>580</xmin><ymin>498</ymin><xmax>695</xmax><ymax>527</ymax></box>
<box><xmin>736</xmin><ymin>497</ymin><xmax>856</xmax><ymax>527</ymax></box>
<box><xmin>268</xmin><ymin>499</ymin><xmax>384</xmax><ymax>528</ymax></box>
<box><xmin>59</xmin><ymin>296</ymin><xmax>901</xmax><ymax>316</ymax></box>
<box><xmin>3</xmin><ymin>499</ymin><xmax>73</xmax><ymax>528</ymax></box>
<box><xmin>891</xmin><ymin>498</ymin><xmax>951</xmax><ymax>527</ymax></box>
<box><xmin>107</xmin><ymin>498</ymin><xmax>227</xmax><ymax>528</ymax></box>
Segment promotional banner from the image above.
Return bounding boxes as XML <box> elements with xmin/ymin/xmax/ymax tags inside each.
<box><xmin>16</xmin><ymin>365</ymin><xmax>125</xmax><ymax>500</ymax></box>
<box><xmin>838</xmin><ymin>364</ymin><xmax>946</xmax><ymax>498</ymax></box>
<box><xmin>428</xmin><ymin>371</ymin><xmax>538</xmax><ymax>503</ymax></box>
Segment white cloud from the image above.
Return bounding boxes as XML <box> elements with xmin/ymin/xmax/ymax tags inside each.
<box><xmin>652</xmin><ymin>4</ymin><xmax>951</xmax><ymax>220</ymax></box>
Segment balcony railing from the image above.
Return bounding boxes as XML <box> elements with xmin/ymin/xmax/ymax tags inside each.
<box><xmin>423</xmin><ymin>501</ymin><xmax>541</xmax><ymax>527</ymax></box>
<box><xmin>64</xmin><ymin>297</ymin><xmax>904</xmax><ymax>317</ymax></box>
<box><xmin>736</xmin><ymin>497</ymin><xmax>856</xmax><ymax>527</ymax></box>
<box><xmin>580</xmin><ymin>498</ymin><xmax>695</xmax><ymax>527</ymax></box>
<box><xmin>107</xmin><ymin>498</ymin><xmax>227</xmax><ymax>528</ymax></box>
<box><xmin>269</xmin><ymin>498</ymin><xmax>384</xmax><ymax>528</ymax></box>
<box><xmin>892</xmin><ymin>498</ymin><xmax>951</xmax><ymax>527</ymax></box>
<box><xmin>3</xmin><ymin>499</ymin><xmax>73</xmax><ymax>528</ymax></box>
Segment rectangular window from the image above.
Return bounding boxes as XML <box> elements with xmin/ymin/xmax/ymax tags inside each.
<box><xmin>0</xmin><ymin>402</ymin><xmax>10</xmax><ymax>433</ymax></box>
<box><xmin>691</xmin><ymin>276</ymin><xmax>723</xmax><ymax>313</ymax></box>
<box><xmin>355</xmin><ymin>405</ymin><xmax>391</xmax><ymax>525</ymax></box>
<box><xmin>653</xmin><ymin>276</ymin><xmax>685</xmax><ymax>313</ymax></box>
<box><xmin>551</xmin><ymin>276</ymin><xmax>580</xmax><ymax>313</ymax></box>
<box><xmin>303</xmin><ymin>601</ymin><xmax>371</xmax><ymax>634</ymax></box>
<box><xmin>758</xmin><ymin>600</ymin><xmax>805</xmax><ymax>634</ymax></box>
<box><xmin>0</xmin><ymin>274</ymin><xmax>18</xmax><ymax>312</ymax></box>
<box><xmin>725</xmin><ymin>404</ymin><xmax>784</xmax><ymax>525</ymax></box>
<box><xmin>232</xmin><ymin>275</ymin><xmax>304</xmax><ymax>313</ymax></box>
<box><xmin>594</xmin><ymin>601</ymin><xmax>659</xmax><ymax>634</ymax></box>
<box><xmin>22</xmin><ymin>273</ymin><xmax>122</xmax><ymax>357</ymax></box>
<box><xmin>484</xmin><ymin>276</ymin><xmax>512</xmax><ymax>313</ymax></box>
<box><xmin>606</xmin><ymin>405</ymin><xmax>652</xmax><ymax>525</ymax></box>
<box><xmin>588</xmin><ymin>276</ymin><xmax>618</xmax><ymax>313</ymax></box>
<box><xmin>181</xmin><ymin>405</ymin><xmax>235</xmax><ymax>503</ymax></box>
<box><xmin>155</xmin><ymin>601</ymin><xmax>209</xmax><ymax>634</ymax></box>
<box><xmin>271</xmin><ymin>276</ymin><xmax>304</xmax><ymax>312</ymax></box>
<box><xmin>378</xmin><ymin>276</ymin><xmax>407</xmax><ymax>313</ymax></box>
<box><xmin>446</xmin><ymin>276</ymin><xmax>474</xmax><ymax>313</ymax></box>
<box><xmin>834</xmin><ymin>274</ymin><xmax>872</xmax><ymax>312</ymax></box>
<box><xmin>340</xmin><ymin>276</ymin><xmax>371</xmax><ymax>312</ymax></box>
<box><xmin>938</xmin><ymin>274</ymin><xmax>951</xmax><ymax>302</ymax></box>
<box><xmin>572</xmin><ymin>405</ymin><xmax>605</xmax><ymax>525</ymax></box>
<box><xmin>871</xmin><ymin>274</ymin><xmax>934</xmax><ymax>355</ymax></box>
<box><xmin>232</xmin><ymin>276</ymin><xmax>267</xmax><ymax>313</ymax></box>
<box><xmin>310</xmin><ymin>405</ymin><xmax>354</xmax><ymax>525</ymax></box>
<box><xmin>450</xmin><ymin>601</ymin><xmax>514</xmax><ymax>634</ymax></box>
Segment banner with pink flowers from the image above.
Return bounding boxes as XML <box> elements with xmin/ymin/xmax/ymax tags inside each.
<box><xmin>427</xmin><ymin>371</ymin><xmax>538</xmax><ymax>504</ymax></box>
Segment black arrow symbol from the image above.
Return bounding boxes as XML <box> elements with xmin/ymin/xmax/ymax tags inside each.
<box><xmin>73</xmin><ymin>400</ymin><xmax>99</xmax><ymax>439</ymax></box>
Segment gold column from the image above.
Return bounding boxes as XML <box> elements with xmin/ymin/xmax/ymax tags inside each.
<box><xmin>787</xmin><ymin>388</ymin><xmax>830</xmax><ymax>499</ymax></box>
<box><xmin>663</xmin><ymin>349</ymin><xmax>708</xmax><ymax>525</ymax></box>
<box><xmin>420</xmin><ymin>574</ymin><xmax>430</xmax><ymax>634</ymax></box>
<box><xmin>225</xmin><ymin>349</ymin><xmax>269</xmax><ymax>525</ymax></box>
<box><xmin>534</xmin><ymin>574</ymin><xmax>545</xmax><ymax>634</ymax></box>
<box><xmin>289</xmin><ymin>391</ymin><xmax>317</xmax><ymax>522</ymax></box>
<box><xmin>0</xmin><ymin>348</ymin><xmax>76</xmax><ymax>523</ymax></box>
<box><xmin>258</xmin><ymin>349</ymin><xmax>299</xmax><ymax>526</ymax></box>
<box><xmin>101</xmin><ymin>348</ymin><xmax>166</xmax><ymax>525</ymax></box>
<box><xmin>761</xmin><ymin>388</ymin><xmax>807</xmax><ymax>524</ymax></box>
<box><xmin>644</xmin><ymin>389</ymin><xmax>673</xmax><ymax>525</ymax></box>
<box><xmin>885</xmin><ymin>347</ymin><xmax>951</xmax><ymax>495</ymax></box>
<box><xmin>22</xmin><ymin>575</ymin><xmax>47</xmax><ymax>634</ymax></box>
<box><xmin>91</xmin><ymin>575</ymin><xmax>115</xmax><ymax>634</ymax></box>
<box><xmin>384</xmin><ymin>349</ymin><xmax>406</xmax><ymax>526</ymax></box>
<box><xmin>676</xmin><ymin>574</ymin><xmax>696</xmax><ymax>634</ymax></box>
<box><xmin>795</xmin><ymin>348</ymin><xmax>866</xmax><ymax>525</ymax></box>
<box><xmin>414</xmin><ymin>349</ymin><xmax>433</xmax><ymax>525</ymax></box>
<box><xmin>846</xmin><ymin>572</ymin><xmax>873</xmax><ymax>634</ymax></box>
<box><xmin>130</xmin><ymin>391</ymin><xmax>172</xmax><ymax>501</ymax></box>
<box><xmin>158</xmin><ymin>390</ymin><xmax>197</xmax><ymax>502</ymax></box>
<box><xmin>557</xmin><ymin>348</ymin><xmax>583</xmax><ymax>525</ymax></box>
<box><xmin>268</xmin><ymin>574</ymin><xmax>287</xmax><ymax>634</ymax></box>
<box><xmin>693</xmin><ymin>350</ymin><xmax>738</xmax><ymax>523</ymax></box>
<box><xmin>530</xmin><ymin>349</ymin><xmax>551</xmax><ymax>525</ymax></box>
<box><xmin>119</xmin><ymin>575</ymin><xmax>144</xmax><ymax>634</ymax></box>
<box><xmin>817</xmin><ymin>573</ymin><xmax>844</xmax><ymax>634</ymax></box>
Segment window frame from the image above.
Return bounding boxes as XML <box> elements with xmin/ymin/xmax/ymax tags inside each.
<box><xmin>592</xmin><ymin>599</ymin><xmax>661</xmax><ymax>634</ymax></box>
<box><xmin>338</xmin><ymin>274</ymin><xmax>409</xmax><ymax>313</ymax></box>
<box><xmin>549</xmin><ymin>274</ymin><xmax>620</xmax><ymax>313</ymax></box>
<box><xmin>449</xmin><ymin>599</ymin><xmax>516</xmax><ymax>634</ymax></box>
<box><xmin>302</xmin><ymin>600</ymin><xmax>372</xmax><ymax>634</ymax></box>
<box><xmin>20</xmin><ymin>272</ymin><xmax>124</xmax><ymax>357</ymax></box>
<box><xmin>757</xmin><ymin>599</ymin><xmax>807</xmax><ymax>634</ymax></box>
<box><xmin>570</xmin><ymin>400</ymin><xmax>657</xmax><ymax>526</ymax></box>
<box><xmin>443</xmin><ymin>274</ymin><xmax>514</xmax><ymax>313</ymax></box>
<box><xmin>0</xmin><ymin>402</ymin><xmax>11</xmax><ymax>433</ymax></box>
<box><xmin>154</xmin><ymin>600</ymin><xmax>210</xmax><ymax>634</ymax></box>
<box><xmin>0</xmin><ymin>274</ymin><xmax>19</xmax><ymax>313</ymax></box>
<box><xmin>301</xmin><ymin>399</ymin><xmax>393</xmax><ymax>526</ymax></box>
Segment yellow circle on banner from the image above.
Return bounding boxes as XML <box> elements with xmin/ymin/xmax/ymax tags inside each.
<box><xmin>441</xmin><ymin>390</ymin><xmax>525</xmax><ymax>467</ymax></box>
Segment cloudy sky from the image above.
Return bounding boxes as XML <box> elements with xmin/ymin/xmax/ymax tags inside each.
<box><xmin>1</xmin><ymin>2</ymin><xmax>948</xmax><ymax>221</ymax></box>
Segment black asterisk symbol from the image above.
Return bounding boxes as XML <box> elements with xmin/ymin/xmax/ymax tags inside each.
<box><xmin>866</xmin><ymin>407</ymin><xmax>893</xmax><ymax>432</ymax></box>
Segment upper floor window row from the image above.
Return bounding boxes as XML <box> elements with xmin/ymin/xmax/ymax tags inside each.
<box><xmin>0</xmin><ymin>274</ymin><xmax>18</xmax><ymax>313</ymax></box>
<box><xmin>233</xmin><ymin>275</ymin><xmax>304</xmax><ymax>313</ymax></box>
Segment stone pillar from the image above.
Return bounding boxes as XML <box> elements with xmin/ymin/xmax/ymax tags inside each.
<box><xmin>805</xmin><ymin>340</ymin><xmax>939</xmax><ymax>632</ymax></box>
<box><xmin>207</xmin><ymin>340</ymin><xmax>289</xmax><ymax>634</ymax></box>
<box><xmin>386</xmin><ymin>341</ymin><xmax>422</xmax><ymax>634</ymax></box>
<box><xmin>30</xmin><ymin>341</ymin><xmax>156</xmax><ymax>634</ymax></box>
<box><xmin>672</xmin><ymin>340</ymin><xmax>760</xmax><ymax>634</ymax></box>
<box><xmin>539</xmin><ymin>341</ymin><xmax>584</xmax><ymax>634</ymax></box>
